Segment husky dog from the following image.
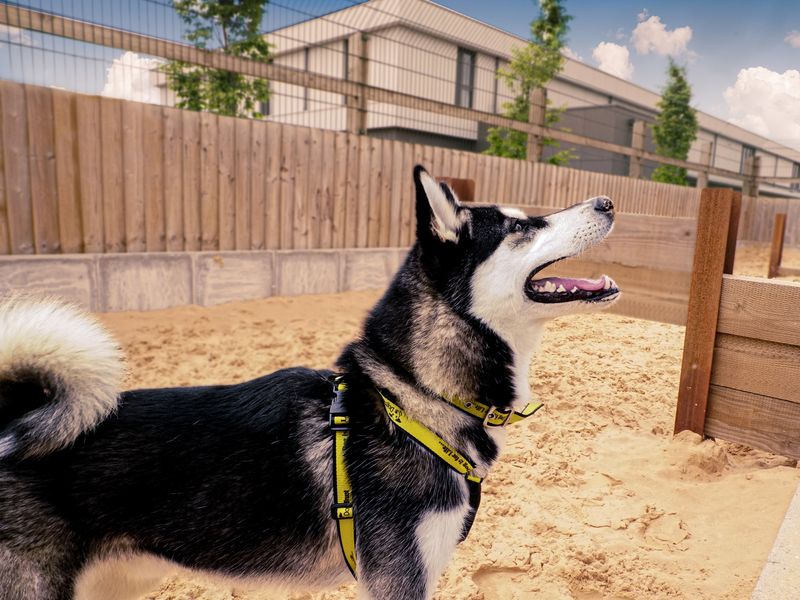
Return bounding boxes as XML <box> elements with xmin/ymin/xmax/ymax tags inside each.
<box><xmin>0</xmin><ymin>165</ymin><xmax>618</xmax><ymax>600</ymax></box>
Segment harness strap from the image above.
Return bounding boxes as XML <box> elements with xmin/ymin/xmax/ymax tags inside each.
<box><xmin>330</xmin><ymin>378</ymin><xmax>357</xmax><ymax>579</ymax></box>
<box><xmin>442</xmin><ymin>394</ymin><xmax>543</xmax><ymax>427</ymax></box>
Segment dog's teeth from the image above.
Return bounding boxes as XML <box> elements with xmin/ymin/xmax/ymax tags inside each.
<box><xmin>556</xmin><ymin>284</ymin><xmax>566</xmax><ymax>293</ymax></box>
<box><xmin>603</xmin><ymin>277</ymin><xmax>611</xmax><ymax>290</ymax></box>
<box><xmin>570</xmin><ymin>286</ymin><xmax>578</xmax><ymax>293</ymax></box>
<box><xmin>543</xmin><ymin>281</ymin><xmax>557</xmax><ymax>293</ymax></box>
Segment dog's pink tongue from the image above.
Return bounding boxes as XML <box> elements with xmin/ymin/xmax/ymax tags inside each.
<box><xmin>534</xmin><ymin>276</ymin><xmax>606</xmax><ymax>291</ymax></box>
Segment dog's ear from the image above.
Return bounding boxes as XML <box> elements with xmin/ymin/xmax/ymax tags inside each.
<box><xmin>414</xmin><ymin>165</ymin><xmax>462</xmax><ymax>244</ymax></box>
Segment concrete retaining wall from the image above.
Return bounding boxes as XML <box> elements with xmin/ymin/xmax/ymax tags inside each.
<box><xmin>0</xmin><ymin>249</ymin><xmax>409</xmax><ymax>312</ymax></box>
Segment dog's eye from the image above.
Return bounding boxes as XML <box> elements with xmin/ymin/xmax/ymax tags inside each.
<box><xmin>512</xmin><ymin>220</ymin><xmax>525</xmax><ymax>233</ymax></box>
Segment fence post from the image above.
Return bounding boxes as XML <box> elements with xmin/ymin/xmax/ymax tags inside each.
<box><xmin>628</xmin><ymin>119</ymin><xmax>645</xmax><ymax>179</ymax></box>
<box><xmin>742</xmin><ymin>155</ymin><xmax>760</xmax><ymax>197</ymax></box>
<box><xmin>526</xmin><ymin>87</ymin><xmax>547</xmax><ymax>162</ymax></box>
<box><xmin>674</xmin><ymin>188</ymin><xmax>740</xmax><ymax>436</ymax></box>
<box><xmin>696</xmin><ymin>141</ymin><xmax>712</xmax><ymax>189</ymax></box>
<box><xmin>346</xmin><ymin>33</ymin><xmax>368</xmax><ymax>135</ymax></box>
<box><xmin>768</xmin><ymin>213</ymin><xmax>787</xmax><ymax>279</ymax></box>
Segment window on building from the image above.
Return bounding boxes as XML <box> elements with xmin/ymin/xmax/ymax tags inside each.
<box><xmin>792</xmin><ymin>162</ymin><xmax>800</xmax><ymax>192</ymax></box>
<box><xmin>455</xmin><ymin>48</ymin><xmax>475</xmax><ymax>108</ymax></box>
<box><xmin>259</xmin><ymin>99</ymin><xmax>270</xmax><ymax>117</ymax></box>
<box><xmin>740</xmin><ymin>145</ymin><xmax>756</xmax><ymax>174</ymax></box>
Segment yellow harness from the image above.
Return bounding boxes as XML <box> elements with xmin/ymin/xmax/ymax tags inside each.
<box><xmin>329</xmin><ymin>377</ymin><xmax>542</xmax><ymax>579</ymax></box>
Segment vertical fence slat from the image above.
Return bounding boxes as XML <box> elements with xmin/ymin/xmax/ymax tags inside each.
<box><xmin>249</xmin><ymin>119</ymin><xmax>267</xmax><ymax>250</ymax></box>
<box><xmin>142</xmin><ymin>104</ymin><xmax>165</xmax><ymax>251</ymax></box>
<box><xmin>367</xmin><ymin>136</ymin><xmax>383</xmax><ymax>247</ymax></box>
<box><xmin>1</xmin><ymin>81</ymin><xmax>34</xmax><ymax>254</ymax></box>
<box><xmin>343</xmin><ymin>132</ymin><xmax>360</xmax><ymax>249</ymax></box>
<box><xmin>293</xmin><ymin>127</ymin><xmax>311</xmax><ymax>249</ymax></box>
<box><xmin>355</xmin><ymin>134</ymin><xmax>370</xmax><ymax>248</ymax></box>
<box><xmin>379</xmin><ymin>138</ymin><xmax>393</xmax><ymax>247</ymax></box>
<box><xmin>279</xmin><ymin>124</ymin><xmax>296</xmax><ymax>249</ymax></box>
<box><xmin>200</xmin><ymin>112</ymin><xmax>219</xmax><ymax>251</ymax></box>
<box><xmin>122</xmin><ymin>101</ymin><xmax>145</xmax><ymax>252</ymax></box>
<box><xmin>264</xmin><ymin>121</ymin><xmax>281</xmax><ymax>249</ymax></box>
<box><xmin>0</xmin><ymin>98</ymin><xmax>8</xmax><ymax>255</ymax></box>
<box><xmin>307</xmin><ymin>127</ymin><xmax>324</xmax><ymax>249</ymax></box>
<box><xmin>76</xmin><ymin>94</ymin><xmax>104</xmax><ymax>253</ymax></box>
<box><xmin>234</xmin><ymin>117</ymin><xmax>251</xmax><ymax>250</ymax></box>
<box><xmin>217</xmin><ymin>115</ymin><xmax>236</xmax><ymax>251</ymax></box>
<box><xmin>319</xmin><ymin>128</ymin><xmax>336</xmax><ymax>249</ymax></box>
<box><xmin>25</xmin><ymin>85</ymin><xmax>60</xmax><ymax>253</ymax></box>
<box><xmin>389</xmin><ymin>140</ymin><xmax>403</xmax><ymax>247</ymax></box>
<box><xmin>163</xmin><ymin>107</ymin><xmax>184</xmax><ymax>251</ymax></box>
<box><xmin>331</xmin><ymin>131</ymin><xmax>348</xmax><ymax>249</ymax></box>
<box><xmin>182</xmin><ymin>109</ymin><xmax>201</xmax><ymax>251</ymax></box>
<box><xmin>100</xmin><ymin>97</ymin><xmax>125</xmax><ymax>252</ymax></box>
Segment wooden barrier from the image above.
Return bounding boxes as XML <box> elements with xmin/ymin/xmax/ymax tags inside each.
<box><xmin>767</xmin><ymin>213</ymin><xmax>800</xmax><ymax>279</ymax></box>
<box><xmin>675</xmin><ymin>190</ymin><xmax>800</xmax><ymax>460</ymax></box>
<box><xmin>0</xmin><ymin>81</ymin><xmax>704</xmax><ymax>256</ymax></box>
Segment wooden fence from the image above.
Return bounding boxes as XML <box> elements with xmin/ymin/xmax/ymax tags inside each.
<box><xmin>675</xmin><ymin>189</ymin><xmax>800</xmax><ymax>460</ymax></box>
<box><xmin>0</xmin><ymin>81</ymin><xmax>706</xmax><ymax>256</ymax></box>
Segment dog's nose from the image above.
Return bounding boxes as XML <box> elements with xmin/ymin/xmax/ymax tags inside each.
<box><xmin>593</xmin><ymin>196</ymin><xmax>614</xmax><ymax>213</ymax></box>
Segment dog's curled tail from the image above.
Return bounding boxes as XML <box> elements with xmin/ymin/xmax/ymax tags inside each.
<box><xmin>0</xmin><ymin>295</ymin><xmax>123</xmax><ymax>459</ymax></box>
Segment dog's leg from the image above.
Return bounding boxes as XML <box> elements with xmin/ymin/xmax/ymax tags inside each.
<box><xmin>73</xmin><ymin>553</ymin><xmax>172</xmax><ymax>600</ymax></box>
<box><xmin>357</xmin><ymin>503</ymin><xmax>467</xmax><ymax>600</ymax></box>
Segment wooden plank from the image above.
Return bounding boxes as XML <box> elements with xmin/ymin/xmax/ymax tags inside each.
<box><xmin>399</xmin><ymin>142</ymin><xmax>415</xmax><ymax>247</ymax></box>
<box><xmin>723</xmin><ymin>191</ymin><xmax>741</xmax><ymax>274</ymax></box>
<box><xmin>249</xmin><ymin>119</ymin><xmax>268</xmax><ymax>250</ymax></box>
<box><xmin>389</xmin><ymin>140</ymin><xmax>404</xmax><ymax>247</ymax></box>
<box><xmin>25</xmin><ymin>85</ymin><xmax>60</xmax><ymax>253</ymax></box>
<box><xmin>99</xmin><ymin>97</ymin><xmax>125</xmax><ymax>252</ymax></box>
<box><xmin>181</xmin><ymin>109</ymin><xmax>201</xmax><ymax>251</ymax></box>
<box><xmin>379</xmin><ymin>138</ymin><xmax>393</xmax><ymax>247</ymax></box>
<box><xmin>768</xmin><ymin>213</ymin><xmax>786</xmax><ymax>279</ymax></box>
<box><xmin>163</xmin><ymin>106</ymin><xmax>183</xmax><ymax>251</ymax></box>
<box><xmin>75</xmin><ymin>94</ymin><xmax>104</xmax><ymax>253</ymax></box>
<box><xmin>318</xmin><ymin>129</ymin><xmax>335</xmax><ymax>249</ymax></box>
<box><xmin>307</xmin><ymin>127</ymin><xmax>324</xmax><ymax>249</ymax></box>
<box><xmin>264</xmin><ymin>121</ymin><xmax>281</xmax><ymax>249</ymax></box>
<box><xmin>411</xmin><ymin>143</ymin><xmax>425</xmax><ymax>241</ymax></box>
<box><xmin>293</xmin><ymin>127</ymin><xmax>311</xmax><ymax>249</ymax></box>
<box><xmin>342</xmin><ymin>132</ymin><xmax>360</xmax><ymax>249</ymax></box>
<box><xmin>1</xmin><ymin>81</ymin><xmax>34</xmax><ymax>254</ymax></box>
<box><xmin>199</xmin><ymin>112</ymin><xmax>219</xmax><ymax>250</ymax></box>
<box><xmin>122</xmin><ymin>100</ymin><xmax>145</xmax><ymax>252</ymax></box>
<box><xmin>712</xmin><ymin>334</ymin><xmax>800</xmax><ymax>405</ymax></box>
<box><xmin>675</xmin><ymin>188</ymin><xmax>737</xmax><ymax>435</ymax></box>
<box><xmin>142</xmin><ymin>105</ymin><xmax>165</xmax><ymax>251</ymax></box>
<box><xmin>331</xmin><ymin>131</ymin><xmax>348</xmax><ymax>249</ymax></box>
<box><xmin>705</xmin><ymin>385</ymin><xmax>800</xmax><ymax>460</ymax></box>
<box><xmin>217</xmin><ymin>115</ymin><xmax>235</xmax><ymax>251</ymax></box>
<box><xmin>233</xmin><ymin>117</ymin><xmax>251</xmax><ymax>250</ymax></box>
<box><xmin>40</xmin><ymin>86</ymin><xmax>74</xmax><ymax>239</ymax></box>
<box><xmin>355</xmin><ymin>135</ymin><xmax>371</xmax><ymax>248</ymax></box>
<box><xmin>367</xmin><ymin>137</ymin><xmax>383</xmax><ymax>247</ymax></box>
<box><xmin>717</xmin><ymin>275</ymin><xmax>800</xmax><ymax>347</ymax></box>
<box><xmin>279</xmin><ymin>125</ymin><xmax>296</xmax><ymax>249</ymax></box>
<box><xmin>0</xmin><ymin>93</ymin><xmax>8</xmax><ymax>254</ymax></box>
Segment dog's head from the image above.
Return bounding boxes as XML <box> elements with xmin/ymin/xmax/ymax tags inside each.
<box><xmin>413</xmin><ymin>165</ymin><xmax>619</xmax><ymax>343</ymax></box>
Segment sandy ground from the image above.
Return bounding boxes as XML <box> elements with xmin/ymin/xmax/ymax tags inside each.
<box><xmin>93</xmin><ymin>244</ymin><xmax>800</xmax><ymax>600</ymax></box>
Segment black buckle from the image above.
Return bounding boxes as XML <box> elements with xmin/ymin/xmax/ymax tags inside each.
<box><xmin>331</xmin><ymin>502</ymin><xmax>354</xmax><ymax>520</ymax></box>
<box><xmin>330</xmin><ymin>379</ymin><xmax>350</xmax><ymax>430</ymax></box>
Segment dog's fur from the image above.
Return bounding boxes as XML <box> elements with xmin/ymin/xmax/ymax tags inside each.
<box><xmin>0</xmin><ymin>166</ymin><xmax>618</xmax><ymax>600</ymax></box>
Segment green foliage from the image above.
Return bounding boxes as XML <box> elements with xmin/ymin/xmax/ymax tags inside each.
<box><xmin>651</xmin><ymin>59</ymin><xmax>698</xmax><ymax>186</ymax></box>
<box><xmin>164</xmin><ymin>0</ymin><xmax>271</xmax><ymax>118</ymax></box>
<box><xmin>484</xmin><ymin>0</ymin><xmax>576</xmax><ymax>164</ymax></box>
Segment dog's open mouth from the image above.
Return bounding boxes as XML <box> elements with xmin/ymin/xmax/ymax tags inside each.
<box><xmin>525</xmin><ymin>260</ymin><xmax>619</xmax><ymax>304</ymax></box>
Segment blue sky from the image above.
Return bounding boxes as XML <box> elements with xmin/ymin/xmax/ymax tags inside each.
<box><xmin>437</xmin><ymin>0</ymin><xmax>800</xmax><ymax>149</ymax></box>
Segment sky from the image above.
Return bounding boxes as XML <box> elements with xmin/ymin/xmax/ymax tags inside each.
<box><xmin>436</xmin><ymin>0</ymin><xmax>800</xmax><ymax>151</ymax></box>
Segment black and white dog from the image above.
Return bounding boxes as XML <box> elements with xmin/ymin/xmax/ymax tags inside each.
<box><xmin>0</xmin><ymin>165</ymin><xmax>619</xmax><ymax>600</ymax></box>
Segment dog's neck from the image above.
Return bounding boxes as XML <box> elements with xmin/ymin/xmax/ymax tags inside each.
<box><xmin>336</xmin><ymin>267</ymin><xmax>540</xmax><ymax>464</ymax></box>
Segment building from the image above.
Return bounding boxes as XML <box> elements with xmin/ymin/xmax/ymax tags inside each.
<box><xmin>264</xmin><ymin>0</ymin><xmax>800</xmax><ymax>198</ymax></box>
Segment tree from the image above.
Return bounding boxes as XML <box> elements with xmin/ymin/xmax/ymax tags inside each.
<box><xmin>484</xmin><ymin>0</ymin><xmax>575</xmax><ymax>164</ymax></box>
<box><xmin>651</xmin><ymin>59</ymin><xmax>698</xmax><ymax>186</ymax></box>
<box><xmin>164</xmin><ymin>0</ymin><xmax>271</xmax><ymax>118</ymax></box>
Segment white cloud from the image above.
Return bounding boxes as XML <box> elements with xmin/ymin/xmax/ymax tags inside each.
<box><xmin>785</xmin><ymin>30</ymin><xmax>800</xmax><ymax>48</ymax></box>
<box><xmin>562</xmin><ymin>46</ymin><xmax>584</xmax><ymax>62</ymax></box>
<box><xmin>102</xmin><ymin>51</ymin><xmax>169</xmax><ymax>105</ymax></box>
<box><xmin>632</xmin><ymin>16</ymin><xmax>692</xmax><ymax>56</ymax></box>
<box><xmin>637</xmin><ymin>9</ymin><xmax>650</xmax><ymax>22</ymax></box>
<box><xmin>592</xmin><ymin>42</ymin><xmax>634</xmax><ymax>80</ymax></box>
<box><xmin>724</xmin><ymin>67</ymin><xmax>800</xmax><ymax>151</ymax></box>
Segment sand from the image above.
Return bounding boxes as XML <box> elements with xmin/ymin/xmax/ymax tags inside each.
<box><xmin>92</xmin><ymin>244</ymin><xmax>800</xmax><ymax>600</ymax></box>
